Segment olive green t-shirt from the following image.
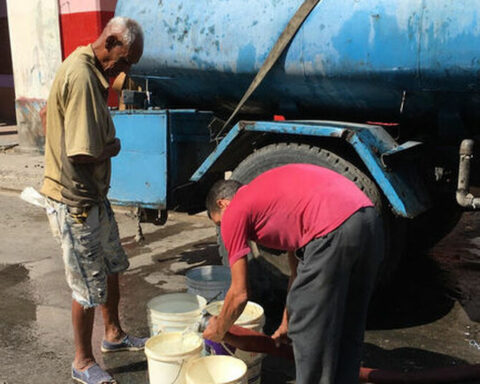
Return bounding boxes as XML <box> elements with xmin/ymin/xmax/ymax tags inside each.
<box><xmin>41</xmin><ymin>45</ymin><xmax>116</xmax><ymax>208</ymax></box>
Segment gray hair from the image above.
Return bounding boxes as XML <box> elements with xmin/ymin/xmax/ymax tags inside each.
<box><xmin>106</xmin><ymin>17</ymin><xmax>143</xmax><ymax>46</ymax></box>
<box><xmin>205</xmin><ymin>179</ymin><xmax>243</xmax><ymax>216</ymax></box>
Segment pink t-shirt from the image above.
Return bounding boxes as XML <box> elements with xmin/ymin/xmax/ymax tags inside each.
<box><xmin>221</xmin><ymin>164</ymin><xmax>374</xmax><ymax>266</ymax></box>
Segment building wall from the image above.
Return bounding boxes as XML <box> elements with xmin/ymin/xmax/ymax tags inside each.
<box><xmin>6</xmin><ymin>0</ymin><xmax>119</xmax><ymax>151</ymax></box>
<box><xmin>59</xmin><ymin>0</ymin><xmax>118</xmax><ymax>106</ymax></box>
<box><xmin>59</xmin><ymin>0</ymin><xmax>117</xmax><ymax>57</ymax></box>
<box><xmin>6</xmin><ymin>0</ymin><xmax>62</xmax><ymax>152</ymax></box>
<box><xmin>0</xmin><ymin>0</ymin><xmax>15</xmax><ymax>123</ymax></box>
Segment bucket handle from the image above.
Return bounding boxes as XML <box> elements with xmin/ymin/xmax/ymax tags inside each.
<box><xmin>154</xmin><ymin>323</ymin><xmax>166</xmax><ymax>335</ymax></box>
<box><xmin>206</xmin><ymin>290</ymin><xmax>224</xmax><ymax>305</ymax></box>
<box><xmin>167</xmin><ymin>360</ymin><xmax>185</xmax><ymax>384</ymax></box>
<box><xmin>220</xmin><ymin>342</ymin><xmax>236</xmax><ymax>357</ymax></box>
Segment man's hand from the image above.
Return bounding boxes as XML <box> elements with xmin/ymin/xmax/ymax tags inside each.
<box><xmin>105</xmin><ymin>138</ymin><xmax>121</xmax><ymax>158</ymax></box>
<box><xmin>202</xmin><ymin>316</ymin><xmax>225</xmax><ymax>343</ymax></box>
<box><xmin>272</xmin><ymin>317</ymin><xmax>291</xmax><ymax>347</ymax></box>
<box><xmin>202</xmin><ymin>258</ymin><xmax>249</xmax><ymax>344</ymax></box>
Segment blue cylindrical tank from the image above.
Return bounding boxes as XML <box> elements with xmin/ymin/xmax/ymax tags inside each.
<box><xmin>115</xmin><ymin>0</ymin><xmax>480</xmax><ymax>120</ymax></box>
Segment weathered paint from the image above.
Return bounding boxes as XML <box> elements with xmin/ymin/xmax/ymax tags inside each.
<box><xmin>191</xmin><ymin>120</ymin><xmax>430</xmax><ymax>218</ymax></box>
<box><xmin>109</xmin><ymin>111</ymin><xmax>168</xmax><ymax>208</ymax></box>
<box><xmin>15</xmin><ymin>98</ymin><xmax>46</xmax><ymax>152</ymax></box>
<box><xmin>6</xmin><ymin>0</ymin><xmax>62</xmax><ymax>151</ymax></box>
<box><xmin>116</xmin><ymin>0</ymin><xmax>480</xmax><ymax>123</ymax></box>
<box><xmin>6</xmin><ymin>0</ymin><xmax>61</xmax><ymax>100</ymax></box>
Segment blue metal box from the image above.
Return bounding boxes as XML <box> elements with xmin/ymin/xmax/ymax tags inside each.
<box><xmin>108</xmin><ymin>110</ymin><xmax>214</xmax><ymax>210</ymax></box>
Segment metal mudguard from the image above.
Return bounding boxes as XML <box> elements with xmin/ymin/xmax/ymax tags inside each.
<box><xmin>191</xmin><ymin>120</ymin><xmax>431</xmax><ymax>218</ymax></box>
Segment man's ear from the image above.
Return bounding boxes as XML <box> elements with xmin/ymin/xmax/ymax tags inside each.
<box><xmin>216</xmin><ymin>198</ymin><xmax>230</xmax><ymax>210</ymax></box>
<box><xmin>105</xmin><ymin>35</ymin><xmax>118</xmax><ymax>51</ymax></box>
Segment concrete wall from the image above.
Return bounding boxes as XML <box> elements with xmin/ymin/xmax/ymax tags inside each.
<box><xmin>6</xmin><ymin>0</ymin><xmax>62</xmax><ymax>152</ymax></box>
<box><xmin>0</xmin><ymin>0</ymin><xmax>15</xmax><ymax>123</ymax></box>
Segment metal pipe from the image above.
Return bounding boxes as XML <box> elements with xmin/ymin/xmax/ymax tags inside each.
<box><xmin>456</xmin><ymin>139</ymin><xmax>480</xmax><ymax>209</ymax></box>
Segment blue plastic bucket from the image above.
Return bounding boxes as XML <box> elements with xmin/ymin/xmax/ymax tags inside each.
<box><xmin>185</xmin><ymin>265</ymin><xmax>231</xmax><ymax>302</ymax></box>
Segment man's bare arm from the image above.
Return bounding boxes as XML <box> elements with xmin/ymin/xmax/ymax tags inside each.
<box><xmin>69</xmin><ymin>138</ymin><xmax>121</xmax><ymax>164</ymax></box>
<box><xmin>203</xmin><ymin>257</ymin><xmax>249</xmax><ymax>342</ymax></box>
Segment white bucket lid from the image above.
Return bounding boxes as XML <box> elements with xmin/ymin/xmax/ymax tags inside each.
<box><xmin>145</xmin><ymin>332</ymin><xmax>203</xmax><ymax>362</ymax></box>
<box><xmin>205</xmin><ymin>301</ymin><xmax>264</xmax><ymax>327</ymax></box>
<box><xmin>186</xmin><ymin>355</ymin><xmax>247</xmax><ymax>384</ymax></box>
<box><xmin>147</xmin><ymin>292</ymin><xmax>207</xmax><ymax>317</ymax></box>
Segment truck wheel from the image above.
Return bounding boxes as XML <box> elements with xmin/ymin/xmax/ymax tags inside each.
<box><xmin>218</xmin><ymin>143</ymin><xmax>403</xmax><ymax>292</ymax></box>
<box><xmin>232</xmin><ymin>143</ymin><xmax>383</xmax><ymax>207</ymax></box>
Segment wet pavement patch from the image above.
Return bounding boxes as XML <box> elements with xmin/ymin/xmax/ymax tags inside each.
<box><xmin>0</xmin><ymin>264</ymin><xmax>37</xmax><ymax>348</ymax></box>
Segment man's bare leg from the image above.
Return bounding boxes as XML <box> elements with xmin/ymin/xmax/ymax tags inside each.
<box><xmin>72</xmin><ymin>300</ymin><xmax>96</xmax><ymax>371</ymax></box>
<box><xmin>101</xmin><ymin>273</ymin><xmax>126</xmax><ymax>343</ymax></box>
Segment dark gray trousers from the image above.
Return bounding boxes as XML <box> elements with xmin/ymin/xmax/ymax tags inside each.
<box><xmin>287</xmin><ymin>207</ymin><xmax>384</xmax><ymax>384</ymax></box>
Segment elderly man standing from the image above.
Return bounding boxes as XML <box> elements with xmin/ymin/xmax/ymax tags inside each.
<box><xmin>203</xmin><ymin>164</ymin><xmax>384</xmax><ymax>384</ymax></box>
<box><xmin>41</xmin><ymin>17</ymin><xmax>145</xmax><ymax>384</ymax></box>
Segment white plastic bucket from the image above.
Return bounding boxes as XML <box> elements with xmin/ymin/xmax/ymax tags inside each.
<box><xmin>147</xmin><ymin>293</ymin><xmax>207</xmax><ymax>336</ymax></box>
<box><xmin>205</xmin><ymin>300</ymin><xmax>265</xmax><ymax>331</ymax></box>
<box><xmin>145</xmin><ymin>332</ymin><xmax>203</xmax><ymax>384</ymax></box>
<box><xmin>205</xmin><ymin>301</ymin><xmax>265</xmax><ymax>384</ymax></box>
<box><xmin>186</xmin><ymin>265</ymin><xmax>231</xmax><ymax>302</ymax></box>
<box><xmin>185</xmin><ymin>355</ymin><xmax>247</xmax><ymax>384</ymax></box>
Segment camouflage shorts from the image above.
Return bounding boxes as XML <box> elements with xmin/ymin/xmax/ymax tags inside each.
<box><xmin>45</xmin><ymin>198</ymin><xmax>129</xmax><ymax>307</ymax></box>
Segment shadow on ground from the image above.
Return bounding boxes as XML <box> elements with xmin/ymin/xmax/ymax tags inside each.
<box><xmin>363</xmin><ymin>343</ymin><xmax>469</xmax><ymax>370</ymax></box>
<box><xmin>367</xmin><ymin>253</ymin><xmax>455</xmax><ymax>330</ymax></box>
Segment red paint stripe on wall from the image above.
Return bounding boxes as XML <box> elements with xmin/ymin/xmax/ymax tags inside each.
<box><xmin>59</xmin><ymin>10</ymin><xmax>118</xmax><ymax>106</ymax></box>
<box><xmin>59</xmin><ymin>11</ymin><xmax>114</xmax><ymax>58</ymax></box>
<box><xmin>59</xmin><ymin>0</ymin><xmax>117</xmax><ymax>14</ymax></box>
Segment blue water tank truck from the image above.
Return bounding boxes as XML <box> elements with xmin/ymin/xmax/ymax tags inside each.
<box><xmin>108</xmin><ymin>0</ymin><xmax>480</xmax><ymax>282</ymax></box>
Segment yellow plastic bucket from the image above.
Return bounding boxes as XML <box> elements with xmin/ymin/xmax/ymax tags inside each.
<box><xmin>185</xmin><ymin>355</ymin><xmax>247</xmax><ymax>384</ymax></box>
<box><xmin>145</xmin><ymin>331</ymin><xmax>203</xmax><ymax>384</ymax></box>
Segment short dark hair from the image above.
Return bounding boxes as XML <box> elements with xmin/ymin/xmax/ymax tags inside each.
<box><xmin>205</xmin><ymin>179</ymin><xmax>243</xmax><ymax>216</ymax></box>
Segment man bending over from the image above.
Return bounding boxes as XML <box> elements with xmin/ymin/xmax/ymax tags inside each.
<box><xmin>203</xmin><ymin>163</ymin><xmax>384</xmax><ymax>384</ymax></box>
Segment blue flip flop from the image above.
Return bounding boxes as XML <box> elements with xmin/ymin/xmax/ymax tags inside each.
<box><xmin>101</xmin><ymin>334</ymin><xmax>148</xmax><ymax>353</ymax></box>
<box><xmin>71</xmin><ymin>363</ymin><xmax>117</xmax><ymax>384</ymax></box>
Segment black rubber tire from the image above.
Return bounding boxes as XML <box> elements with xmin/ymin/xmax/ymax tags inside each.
<box><xmin>231</xmin><ymin>143</ymin><xmax>383</xmax><ymax>209</ymax></box>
